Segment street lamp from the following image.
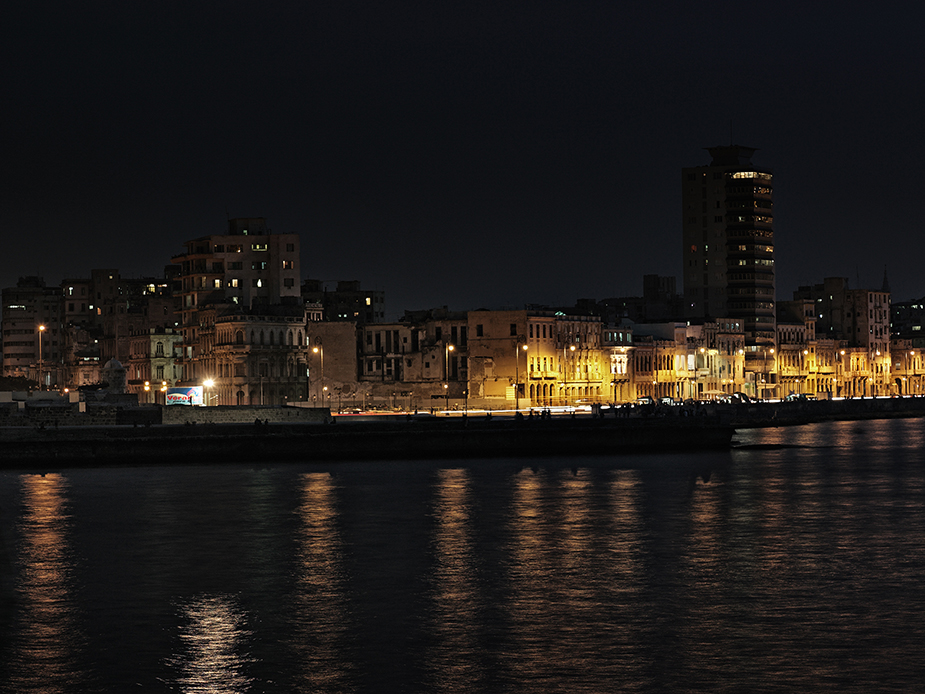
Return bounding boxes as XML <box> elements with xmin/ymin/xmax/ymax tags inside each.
<box><xmin>515</xmin><ymin>343</ymin><xmax>528</xmax><ymax>411</ymax></box>
<box><xmin>313</xmin><ymin>343</ymin><xmax>324</xmax><ymax>406</ymax></box>
<box><xmin>444</xmin><ymin>343</ymin><xmax>455</xmax><ymax>411</ymax></box>
<box><xmin>37</xmin><ymin>324</ymin><xmax>46</xmax><ymax>390</ymax></box>
<box><xmin>802</xmin><ymin>349</ymin><xmax>809</xmax><ymax>395</ymax></box>
<box><xmin>562</xmin><ymin>343</ymin><xmax>575</xmax><ymax>407</ymax></box>
<box><xmin>911</xmin><ymin>351</ymin><xmax>918</xmax><ymax>395</ymax></box>
<box><xmin>204</xmin><ymin>378</ymin><xmax>215</xmax><ymax>406</ymax></box>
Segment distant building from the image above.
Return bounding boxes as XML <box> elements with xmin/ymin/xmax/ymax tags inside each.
<box><xmin>2</xmin><ymin>277</ymin><xmax>63</xmax><ymax>387</ymax></box>
<box><xmin>589</xmin><ymin>274</ymin><xmax>684</xmax><ymax>324</ymax></box>
<box><xmin>301</xmin><ymin>279</ymin><xmax>385</xmax><ymax>324</ymax></box>
<box><xmin>891</xmin><ymin>297</ymin><xmax>925</xmax><ymax>341</ymax></box>
<box><xmin>58</xmin><ymin>269</ymin><xmax>179</xmax><ymax>390</ymax></box>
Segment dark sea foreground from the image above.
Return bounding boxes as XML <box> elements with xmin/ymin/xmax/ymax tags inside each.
<box><xmin>1</xmin><ymin>418</ymin><xmax>924</xmax><ymax>693</ymax></box>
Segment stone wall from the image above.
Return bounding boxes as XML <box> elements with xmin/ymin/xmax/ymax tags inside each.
<box><xmin>161</xmin><ymin>404</ymin><xmax>330</xmax><ymax>425</ymax></box>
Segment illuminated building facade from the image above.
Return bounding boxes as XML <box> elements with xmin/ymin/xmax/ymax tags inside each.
<box><xmin>682</xmin><ymin>146</ymin><xmax>776</xmax><ymax>382</ymax></box>
<box><xmin>466</xmin><ymin>309</ymin><xmax>605</xmax><ymax>409</ymax></box>
<box><xmin>603</xmin><ymin>325</ymin><xmax>634</xmax><ymax>402</ymax></box>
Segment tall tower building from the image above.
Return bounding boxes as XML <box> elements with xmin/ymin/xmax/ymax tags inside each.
<box><xmin>682</xmin><ymin>146</ymin><xmax>776</xmax><ymax>363</ymax></box>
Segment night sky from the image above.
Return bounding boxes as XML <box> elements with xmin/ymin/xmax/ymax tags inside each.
<box><xmin>4</xmin><ymin>2</ymin><xmax>923</xmax><ymax>319</ymax></box>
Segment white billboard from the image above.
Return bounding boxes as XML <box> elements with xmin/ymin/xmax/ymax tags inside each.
<box><xmin>166</xmin><ymin>386</ymin><xmax>204</xmax><ymax>406</ymax></box>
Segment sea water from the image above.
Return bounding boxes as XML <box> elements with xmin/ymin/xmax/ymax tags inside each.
<box><xmin>1</xmin><ymin>418</ymin><xmax>923</xmax><ymax>692</ymax></box>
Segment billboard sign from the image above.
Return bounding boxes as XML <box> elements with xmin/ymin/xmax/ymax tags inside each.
<box><xmin>166</xmin><ymin>386</ymin><xmax>204</xmax><ymax>406</ymax></box>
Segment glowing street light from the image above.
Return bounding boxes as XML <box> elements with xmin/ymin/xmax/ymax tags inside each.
<box><xmin>313</xmin><ymin>343</ymin><xmax>324</xmax><ymax>406</ymax></box>
<box><xmin>515</xmin><ymin>342</ymin><xmax>528</xmax><ymax>411</ymax></box>
<box><xmin>203</xmin><ymin>378</ymin><xmax>215</xmax><ymax>406</ymax></box>
<box><xmin>562</xmin><ymin>343</ymin><xmax>576</xmax><ymax>406</ymax></box>
<box><xmin>37</xmin><ymin>324</ymin><xmax>46</xmax><ymax>390</ymax></box>
<box><xmin>445</xmin><ymin>343</ymin><xmax>455</xmax><ymax>411</ymax></box>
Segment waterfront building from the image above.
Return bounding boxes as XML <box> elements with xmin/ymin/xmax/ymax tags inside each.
<box><xmin>792</xmin><ymin>277</ymin><xmax>891</xmax><ymax>397</ymax></box>
<box><xmin>171</xmin><ymin>218</ymin><xmax>301</xmax><ymax>384</ymax></box>
<box><xmin>682</xmin><ymin>146</ymin><xmax>776</xmax><ymax>385</ymax></box>
<box><xmin>466</xmin><ymin>309</ymin><xmax>605</xmax><ymax>410</ymax></box>
<box><xmin>891</xmin><ymin>339</ymin><xmax>924</xmax><ymax>396</ymax></box>
<box><xmin>685</xmin><ymin>319</ymin><xmax>747</xmax><ymax>400</ymax></box>
<box><xmin>359</xmin><ymin>308</ymin><xmax>468</xmax><ymax>411</ymax></box>
<box><xmin>197</xmin><ymin>305</ymin><xmax>310</xmax><ymax>406</ymax></box>
<box><xmin>304</xmin><ymin>320</ymin><xmax>361</xmax><ymax>410</ymax></box>
<box><xmin>126</xmin><ymin>327</ymin><xmax>183</xmax><ymax>403</ymax></box>
<box><xmin>602</xmin><ymin>324</ymin><xmax>635</xmax><ymax>403</ymax></box>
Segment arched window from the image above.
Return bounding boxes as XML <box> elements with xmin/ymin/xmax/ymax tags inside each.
<box><xmin>298</xmin><ymin>330</ymin><xmax>303</xmax><ymax>346</ymax></box>
<box><xmin>155</xmin><ymin>342</ymin><xmax>164</xmax><ymax>356</ymax></box>
<box><xmin>260</xmin><ymin>331</ymin><xmax>265</xmax><ymax>345</ymax></box>
<box><xmin>236</xmin><ymin>330</ymin><xmax>244</xmax><ymax>345</ymax></box>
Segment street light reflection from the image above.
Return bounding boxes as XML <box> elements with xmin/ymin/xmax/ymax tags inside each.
<box><xmin>170</xmin><ymin>595</ymin><xmax>254</xmax><ymax>693</ymax></box>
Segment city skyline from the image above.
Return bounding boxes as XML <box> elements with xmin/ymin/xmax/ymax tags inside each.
<box><xmin>4</xmin><ymin>3</ymin><xmax>924</xmax><ymax>317</ymax></box>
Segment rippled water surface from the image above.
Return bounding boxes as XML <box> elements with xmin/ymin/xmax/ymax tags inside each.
<box><xmin>1</xmin><ymin>419</ymin><xmax>924</xmax><ymax>692</ymax></box>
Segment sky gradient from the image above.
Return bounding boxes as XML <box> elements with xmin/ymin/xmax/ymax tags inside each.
<box><xmin>4</xmin><ymin>2</ymin><xmax>923</xmax><ymax>318</ymax></box>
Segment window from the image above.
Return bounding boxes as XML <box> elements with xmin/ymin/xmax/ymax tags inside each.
<box><xmin>286</xmin><ymin>243</ymin><xmax>295</xmax><ymax>252</ymax></box>
<box><xmin>251</xmin><ymin>261</ymin><xmax>267</xmax><ymax>271</ymax></box>
<box><xmin>476</xmin><ymin>324</ymin><xmax>483</xmax><ymax>337</ymax></box>
<box><xmin>282</xmin><ymin>260</ymin><xmax>294</xmax><ymax>270</ymax></box>
<box><xmin>284</xmin><ymin>278</ymin><xmax>295</xmax><ymax>288</ymax></box>
<box><xmin>214</xmin><ymin>245</ymin><xmax>224</xmax><ymax>252</ymax></box>
<box><xmin>229</xmin><ymin>262</ymin><xmax>242</xmax><ymax>270</ymax></box>
<box><xmin>251</xmin><ymin>243</ymin><xmax>268</xmax><ymax>252</ymax></box>
<box><xmin>510</xmin><ymin>323</ymin><xmax>517</xmax><ymax>336</ymax></box>
<box><xmin>230</xmin><ymin>279</ymin><xmax>239</xmax><ymax>288</ymax></box>
<box><xmin>213</xmin><ymin>279</ymin><xmax>221</xmax><ymax>289</ymax></box>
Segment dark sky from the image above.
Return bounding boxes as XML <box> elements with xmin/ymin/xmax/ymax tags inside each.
<box><xmin>4</xmin><ymin>2</ymin><xmax>924</xmax><ymax>319</ymax></box>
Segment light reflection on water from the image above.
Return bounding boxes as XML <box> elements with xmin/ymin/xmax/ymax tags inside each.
<box><xmin>3</xmin><ymin>473</ymin><xmax>86</xmax><ymax>694</ymax></box>
<box><xmin>0</xmin><ymin>419</ymin><xmax>924</xmax><ymax>692</ymax></box>
<box><xmin>290</xmin><ymin>472</ymin><xmax>353</xmax><ymax>693</ymax></box>
<box><xmin>425</xmin><ymin>467</ymin><xmax>484</xmax><ymax>693</ymax></box>
<box><xmin>169</xmin><ymin>594</ymin><xmax>254</xmax><ymax>693</ymax></box>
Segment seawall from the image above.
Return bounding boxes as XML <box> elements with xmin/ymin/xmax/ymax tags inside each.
<box><xmin>0</xmin><ymin>416</ymin><xmax>734</xmax><ymax>468</ymax></box>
